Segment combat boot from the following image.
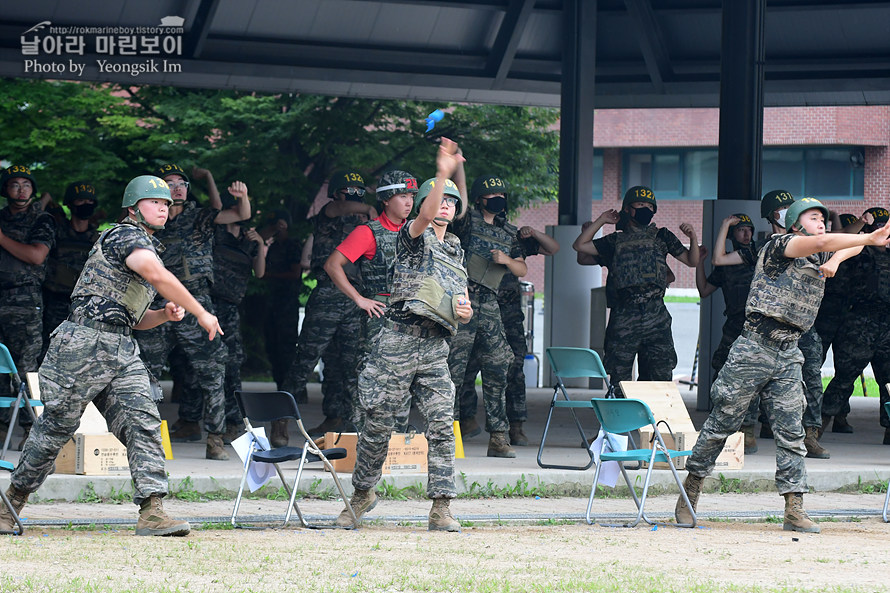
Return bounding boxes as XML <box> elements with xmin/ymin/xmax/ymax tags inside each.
<box><xmin>0</xmin><ymin>486</ymin><xmax>29</xmax><ymax>533</ymax></box>
<box><xmin>205</xmin><ymin>433</ymin><xmax>229</xmax><ymax>461</ymax></box>
<box><xmin>336</xmin><ymin>488</ymin><xmax>378</xmax><ymax>528</ymax></box>
<box><xmin>760</xmin><ymin>423</ymin><xmax>774</xmax><ymax>439</ymax></box>
<box><xmin>675</xmin><ymin>473</ymin><xmax>704</xmax><ymax>525</ymax></box>
<box><xmin>832</xmin><ymin>415</ymin><xmax>853</xmax><ymax>434</ymax></box>
<box><xmin>508</xmin><ymin>421</ymin><xmax>529</xmax><ymax>447</ymax></box>
<box><xmin>135</xmin><ymin>495</ymin><xmax>191</xmax><ymax>536</ymax></box>
<box><xmin>222</xmin><ymin>421</ymin><xmax>244</xmax><ymax>445</ymax></box>
<box><xmin>428</xmin><ymin>498</ymin><xmax>461</xmax><ymax>532</ymax></box>
<box><xmin>170</xmin><ymin>420</ymin><xmax>202</xmax><ymax>443</ymax></box>
<box><xmin>459</xmin><ymin>416</ymin><xmax>481</xmax><ymax>439</ymax></box>
<box><xmin>783</xmin><ymin>492</ymin><xmax>820</xmax><ymax>533</ymax></box>
<box><xmin>308</xmin><ymin>416</ymin><xmax>343</xmax><ymax>438</ymax></box>
<box><xmin>818</xmin><ymin>415</ymin><xmax>831</xmax><ymax>439</ymax></box>
<box><xmin>270</xmin><ymin>419</ymin><xmax>289</xmax><ymax>448</ymax></box>
<box><xmin>487</xmin><ymin>431</ymin><xmax>516</xmax><ymax>458</ymax></box>
<box><xmin>804</xmin><ymin>427</ymin><xmax>830</xmax><ymax>459</ymax></box>
<box><xmin>741</xmin><ymin>424</ymin><xmax>758</xmax><ymax>454</ymax></box>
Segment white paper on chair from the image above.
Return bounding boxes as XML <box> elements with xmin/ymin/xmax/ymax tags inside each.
<box><xmin>588</xmin><ymin>430</ymin><xmax>628</xmax><ymax>488</ymax></box>
<box><xmin>232</xmin><ymin>428</ymin><xmax>276</xmax><ymax>492</ymax></box>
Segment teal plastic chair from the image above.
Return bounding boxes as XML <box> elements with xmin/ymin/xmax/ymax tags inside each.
<box><xmin>884</xmin><ymin>401</ymin><xmax>890</xmax><ymax>523</ymax></box>
<box><xmin>537</xmin><ymin>347</ymin><xmax>608</xmax><ymax>470</ymax></box>
<box><xmin>0</xmin><ymin>343</ymin><xmax>44</xmax><ymax>460</ymax></box>
<box><xmin>585</xmin><ymin>397</ymin><xmax>696</xmax><ymax>528</ymax></box>
<box><xmin>0</xmin><ymin>459</ymin><xmax>24</xmax><ymax>534</ymax></box>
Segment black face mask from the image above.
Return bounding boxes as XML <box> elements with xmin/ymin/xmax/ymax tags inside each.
<box><xmin>345</xmin><ymin>194</ymin><xmax>364</xmax><ymax>203</ymax></box>
<box><xmin>632</xmin><ymin>207</ymin><xmax>654</xmax><ymax>226</ymax></box>
<box><xmin>483</xmin><ymin>196</ymin><xmax>506</xmax><ymax>214</ymax></box>
<box><xmin>72</xmin><ymin>202</ymin><xmax>97</xmax><ymax>219</ymax></box>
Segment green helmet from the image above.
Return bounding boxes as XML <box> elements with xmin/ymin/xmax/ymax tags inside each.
<box><xmin>785</xmin><ymin>197</ymin><xmax>829</xmax><ymax>233</ymax></box>
<box><xmin>865</xmin><ymin>207</ymin><xmax>890</xmax><ymax>226</ymax></box>
<box><xmin>155</xmin><ymin>163</ymin><xmax>189</xmax><ymax>183</ymax></box>
<box><xmin>328</xmin><ymin>169</ymin><xmax>366</xmax><ymax>198</ymax></box>
<box><xmin>1</xmin><ymin>165</ymin><xmax>37</xmax><ymax>199</ymax></box>
<box><xmin>122</xmin><ymin>175</ymin><xmax>173</xmax><ymax>208</ymax></box>
<box><xmin>415</xmin><ymin>177</ymin><xmax>464</xmax><ymax>217</ymax></box>
<box><xmin>63</xmin><ymin>181</ymin><xmax>97</xmax><ymax>206</ymax></box>
<box><xmin>470</xmin><ymin>174</ymin><xmax>508</xmax><ymax>201</ymax></box>
<box><xmin>376</xmin><ymin>170</ymin><xmax>418</xmax><ymax>203</ymax></box>
<box><xmin>760</xmin><ymin>189</ymin><xmax>795</xmax><ymax>222</ymax></box>
<box><xmin>622</xmin><ymin>185</ymin><xmax>657</xmax><ymax>213</ymax></box>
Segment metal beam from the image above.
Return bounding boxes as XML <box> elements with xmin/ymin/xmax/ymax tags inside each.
<box><xmin>487</xmin><ymin>0</ymin><xmax>536</xmax><ymax>88</ymax></box>
<box><xmin>623</xmin><ymin>0</ymin><xmax>673</xmax><ymax>93</ymax></box>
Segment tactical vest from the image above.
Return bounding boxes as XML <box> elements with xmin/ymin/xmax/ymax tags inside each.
<box><xmin>311</xmin><ymin>208</ymin><xmax>362</xmax><ymax>285</ymax></box>
<box><xmin>70</xmin><ymin>224</ymin><xmax>157</xmax><ymax>325</ymax></box>
<box><xmin>607</xmin><ymin>225</ymin><xmax>668</xmax><ymax>292</ymax></box>
<box><xmin>866</xmin><ymin>246</ymin><xmax>890</xmax><ymax>305</ymax></box>
<box><xmin>0</xmin><ymin>206</ymin><xmax>51</xmax><ymax>289</ymax></box>
<box><xmin>210</xmin><ymin>227</ymin><xmax>254</xmax><ymax>304</ymax></box>
<box><xmin>359</xmin><ymin>220</ymin><xmax>397</xmax><ymax>300</ymax></box>
<box><xmin>719</xmin><ymin>260</ymin><xmax>755</xmax><ymax>319</ymax></box>
<box><xmin>390</xmin><ymin>228</ymin><xmax>467</xmax><ymax>335</ymax></box>
<box><xmin>464</xmin><ymin>209</ymin><xmax>516</xmax><ymax>292</ymax></box>
<box><xmin>154</xmin><ymin>202</ymin><xmax>214</xmax><ymax>290</ymax></box>
<box><xmin>44</xmin><ymin>222</ymin><xmax>99</xmax><ymax>294</ymax></box>
<box><xmin>746</xmin><ymin>242</ymin><xmax>824</xmax><ymax>331</ymax></box>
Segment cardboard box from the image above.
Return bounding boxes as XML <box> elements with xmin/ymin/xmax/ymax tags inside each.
<box><xmin>638</xmin><ymin>429</ymin><xmax>744</xmax><ymax>470</ymax></box>
<box><xmin>323</xmin><ymin>431</ymin><xmax>428</xmax><ymax>474</ymax></box>
<box><xmin>56</xmin><ymin>433</ymin><xmax>129</xmax><ymax>475</ymax></box>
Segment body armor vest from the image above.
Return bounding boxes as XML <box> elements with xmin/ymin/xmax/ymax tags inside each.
<box><xmin>359</xmin><ymin>220</ymin><xmax>397</xmax><ymax>299</ymax></box>
<box><xmin>0</xmin><ymin>206</ymin><xmax>50</xmax><ymax>289</ymax></box>
<box><xmin>865</xmin><ymin>246</ymin><xmax>890</xmax><ymax>306</ymax></box>
<box><xmin>464</xmin><ymin>209</ymin><xmax>516</xmax><ymax>292</ymax></box>
<box><xmin>719</xmin><ymin>260</ymin><xmax>755</xmax><ymax>319</ymax></box>
<box><xmin>311</xmin><ymin>209</ymin><xmax>362</xmax><ymax>285</ymax></box>
<box><xmin>154</xmin><ymin>202</ymin><xmax>214</xmax><ymax>289</ymax></box>
<box><xmin>210</xmin><ymin>227</ymin><xmax>254</xmax><ymax>304</ymax></box>
<box><xmin>71</xmin><ymin>224</ymin><xmax>157</xmax><ymax>325</ymax></box>
<box><xmin>607</xmin><ymin>225</ymin><xmax>668</xmax><ymax>292</ymax></box>
<box><xmin>746</xmin><ymin>242</ymin><xmax>824</xmax><ymax>331</ymax></box>
<box><xmin>390</xmin><ymin>228</ymin><xmax>467</xmax><ymax>335</ymax></box>
<box><xmin>44</xmin><ymin>222</ymin><xmax>99</xmax><ymax>294</ymax></box>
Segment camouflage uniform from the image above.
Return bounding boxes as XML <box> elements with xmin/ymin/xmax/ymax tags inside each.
<box><xmin>134</xmin><ymin>201</ymin><xmax>227</xmax><ymax>434</ymax></box>
<box><xmin>459</xmin><ymin>231</ymin><xmax>540</xmax><ymax>423</ymax></box>
<box><xmin>179</xmin><ymin>225</ymin><xmax>258</xmax><ymax>426</ymax></box>
<box><xmin>42</xmin><ymin>218</ymin><xmax>99</xmax><ymax>345</ymax></box>
<box><xmin>262</xmin><ymin>236</ymin><xmax>302</xmax><ymax>388</ymax></box>
<box><xmin>813</xmin><ymin>261</ymin><xmax>854</xmax><ymax>361</ymax></box>
<box><xmin>447</xmin><ymin>209</ymin><xmax>518</xmax><ymax>433</ymax></box>
<box><xmin>822</xmin><ymin>246</ymin><xmax>890</xmax><ymax>428</ymax></box>
<box><xmin>9</xmin><ymin>221</ymin><xmax>168</xmax><ymax>504</ymax></box>
<box><xmin>592</xmin><ymin>224</ymin><xmax>686</xmax><ymax>384</ymax></box>
<box><xmin>707</xmin><ymin>244</ymin><xmax>756</xmax><ymax>373</ymax></box>
<box><xmin>0</xmin><ymin>203</ymin><xmax>54</xmax><ymax>419</ymax></box>
<box><xmin>686</xmin><ymin>234</ymin><xmax>827</xmax><ymax>493</ymax></box>
<box><xmin>281</xmin><ymin>205</ymin><xmax>363</xmax><ymax>419</ymax></box>
<box><xmin>352</xmin><ymin>222</ymin><xmax>467</xmax><ymax>498</ymax></box>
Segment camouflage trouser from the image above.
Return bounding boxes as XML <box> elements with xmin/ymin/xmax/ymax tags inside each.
<box><xmin>458</xmin><ymin>293</ymin><xmax>528</xmax><ymax>423</ymax></box>
<box><xmin>352</xmin><ymin>312</ymin><xmax>412</xmax><ymax>432</ymax></box>
<box><xmin>742</xmin><ymin>327</ymin><xmax>823</xmax><ymax>429</ymax></box>
<box><xmin>822</xmin><ymin>308</ymin><xmax>890</xmax><ymax>427</ymax></box>
<box><xmin>0</xmin><ymin>290</ymin><xmax>44</xmax><ymax>428</ymax></box>
<box><xmin>711</xmin><ymin>314</ymin><xmax>745</xmax><ymax>374</ymax></box>
<box><xmin>447</xmin><ymin>289</ymin><xmax>512</xmax><ymax>433</ymax></box>
<box><xmin>134</xmin><ymin>293</ymin><xmax>227</xmax><ymax>434</ymax></box>
<box><xmin>41</xmin><ymin>289</ymin><xmax>71</xmax><ymax>354</ymax></box>
<box><xmin>686</xmin><ymin>334</ymin><xmax>808</xmax><ymax>494</ymax></box>
<box><xmin>352</xmin><ymin>323</ymin><xmax>456</xmax><ymax>499</ymax></box>
<box><xmin>179</xmin><ymin>299</ymin><xmax>243</xmax><ymax>424</ymax></box>
<box><xmin>11</xmin><ymin>321</ymin><xmax>167</xmax><ymax>505</ymax></box>
<box><xmin>604</xmin><ymin>299</ymin><xmax>677</xmax><ymax>384</ymax></box>
<box><xmin>264</xmin><ymin>294</ymin><xmax>300</xmax><ymax>388</ymax></box>
<box><xmin>281</xmin><ymin>284</ymin><xmax>361</xmax><ymax>420</ymax></box>
<box><xmin>813</xmin><ymin>292</ymin><xmax>850</xmax><ymax>362</ymax></box>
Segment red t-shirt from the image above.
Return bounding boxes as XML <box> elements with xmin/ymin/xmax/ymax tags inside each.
<box><xmin>335</xmin><ymin>213</ymin><xmax>404</xmax><ymax>262</ymax></box>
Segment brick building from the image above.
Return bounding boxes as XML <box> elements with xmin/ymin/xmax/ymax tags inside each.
<box><xmin>511</xmin><ymin>105</ymin><xmax>890</xmax><ymax>294</ymax></box>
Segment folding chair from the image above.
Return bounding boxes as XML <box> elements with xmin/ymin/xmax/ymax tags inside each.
<box><xmin>884</xmin><ymin>399</ymin><xmax>890</xmax><ymax>523</ymax></box>
<box><xmin>0</xmin><ymin>343</ymin><xmax>44</xmax><ymax>460</ymax></box>
<box><xmin>230</xmin><ymin>390</ymin><xmax>356</xmax><ymax>529</ymax></box>
<box><xmin>585</xmin><ymin>397</ymin><xmax>696</xmax><ymax>528</ymax></box>
<box><xmin>537</xmin><ymin>347</ymin><xmax>609</xmax><ymax>470</ymax></box>
<box><xmin>0</xmin><ymin>459</ymin><xmax>24</xmax><ymax>535</ymax></box>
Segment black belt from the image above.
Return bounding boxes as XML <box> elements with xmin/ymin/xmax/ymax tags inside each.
<box><xmin>384</xmin><ymin>318</ymin><xmax>446</xmax><ymax>339</ymax></box>
<box><xmin>68</xmin><ymin>314</ymin><xmax>133</xmax><ymax>336</ymax></box>
<box><xmin>741</xmin><ymin>330</ymin><xmax>796</xmax><ymax>352</ymax></box>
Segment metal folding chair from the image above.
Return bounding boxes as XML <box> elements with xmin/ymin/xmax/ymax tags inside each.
<box><xmin>537</xmin><ymin>347</ymin><xmax>609</xmax><ymax>470</ymax></box>
<box><xmin>585</xmin><ymin>397</ymin><xmax>696</xmax><ymax>528</ymax></box>
<box><xmin>0</xmin><ymin>343</ymin><xmax>43</xmax><ymax>460</ymax></box>
<box><xmin>230</xmin><ymin>390</ymin><xmax>356</xmax><ymax>529</ymax></box>
<box><xmin>0</xmin><ymin>459</ymin><xmax>24</xmax><ymax>535</ymax></box>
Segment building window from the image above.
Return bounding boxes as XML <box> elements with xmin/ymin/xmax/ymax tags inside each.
<box><xmin>592</xmin><ymin>153</ymin><xmax>604</xmax><ymax>200</ymax></box>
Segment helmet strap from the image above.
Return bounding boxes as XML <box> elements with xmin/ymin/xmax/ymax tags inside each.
<box><xmin>132</xmin><ymin>206</ymin><xmax>165</xmax><ymax>231</ymax></box>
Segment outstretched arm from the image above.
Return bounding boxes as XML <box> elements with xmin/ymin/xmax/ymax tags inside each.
<box><xmin>672</xmin><ymin>223</ymin><xmax>700</xmax><ymax>268</ymax></box>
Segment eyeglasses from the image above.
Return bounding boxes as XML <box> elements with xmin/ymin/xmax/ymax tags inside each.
<box><xmin>442</xmin><ymin>196</ymin><xmax>458</xmax><ymax>207</ymax></box>
<box><xmin>168</xmin><ymin>181</ymin><xmax>189</xmax><ymax>190</ymax></box>
<box><xmin>8</xmin><ymin>182</ymin><xmax>33</xmax><ymax>191</ymax></box>
<box><xmin>340</xmin><ymin>187</ymin><xmax>366</xmax><ymax>197</ymax></box>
